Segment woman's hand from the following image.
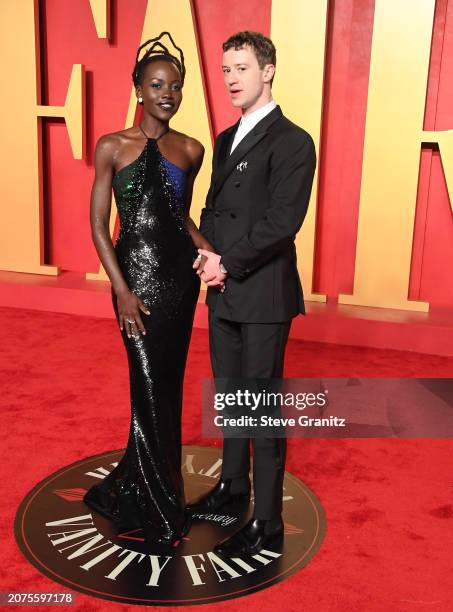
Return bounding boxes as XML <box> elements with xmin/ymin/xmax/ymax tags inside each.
<box><xmin>193</xmin><ymin>253</ymin><xmax>225</xmax><ymax>292</ymax></box>
<box><xmin>115</xmin><ymin>288</ymin><xmax>151</xmax><ymax>338</ymax></box>
<box><xmin>193</xmin><ymin>253</ymin><xmax>207</xmax><ymax>273</ymax></box>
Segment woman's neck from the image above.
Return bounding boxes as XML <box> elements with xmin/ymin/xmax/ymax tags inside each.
<box><xmin>139</xmin><ymin>116</ymin><xmax>169</xmax><ymax>139</ymax></box>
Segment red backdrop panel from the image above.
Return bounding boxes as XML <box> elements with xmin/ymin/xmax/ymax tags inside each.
<box><xmin>41</xmin><ymin>0</ymin><xmax>148</xmax><ymax>273</ymax></box>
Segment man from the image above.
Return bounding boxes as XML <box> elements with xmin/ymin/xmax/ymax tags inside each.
<box><xmin>187</xmin><ymin>31</ymin><xmax>317</xmax><ymax>556</ymax></box>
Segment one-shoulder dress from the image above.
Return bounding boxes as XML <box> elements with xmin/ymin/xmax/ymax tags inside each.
<box><xmin>83</xmin><ymin>135</ymin><xmax>200</xmax><ymax>545</ymax></box>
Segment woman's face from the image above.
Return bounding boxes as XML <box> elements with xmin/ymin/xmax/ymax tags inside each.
<box><xmin>136</xmin><ymin>60</ymin><xmax>183</xmax><ymax>120</ymax></box>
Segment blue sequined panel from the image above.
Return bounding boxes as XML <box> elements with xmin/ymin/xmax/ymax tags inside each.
<box><xmin>161</xmin><ymin>156</ymin><xmax>187</xmax><ymax>201</ymax></box>
<box><xmin>83</xmin><ymin>138</ymin><xmax>200</xmax><ymax>546</ymax></box>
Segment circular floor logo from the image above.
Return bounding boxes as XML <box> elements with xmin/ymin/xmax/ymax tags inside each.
<box><xmin>15</xmin><ymin>445</ymin><xmax>326</xmax><ymax>606</ymax></box>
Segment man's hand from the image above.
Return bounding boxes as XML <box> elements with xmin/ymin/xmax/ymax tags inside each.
<box><xmin>196</xmin><ymin>248</ymin><xmax>226</xmax><ymax>289</ymax></box>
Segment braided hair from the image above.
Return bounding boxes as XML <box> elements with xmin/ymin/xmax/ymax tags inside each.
<box><xmin>132</xmin><ymin>31</ymin><xmax>186</xmax><ymax>96</ymax></box>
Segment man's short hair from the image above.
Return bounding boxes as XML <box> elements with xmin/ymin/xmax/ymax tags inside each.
<box><xmin>222</xmin><ymin>31</ymin><xmax>276</xmax><ymax>70</ymax></box>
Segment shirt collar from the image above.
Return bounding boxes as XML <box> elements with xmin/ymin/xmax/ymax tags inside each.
<box><xmin>239</xmin><ymin>99</ymin><xmax>277</xmax><ymax>128</ymax></box>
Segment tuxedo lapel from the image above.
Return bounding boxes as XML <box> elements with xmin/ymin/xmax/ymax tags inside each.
<box><xmin>218</xmin><ymin>120</ymin><xmax>239</xmax><ymax>166</ymax></box>
<box><xmin>212</xmin><ymin>105</ymin><xmax>283</xmax><ymax>198</ymax></box>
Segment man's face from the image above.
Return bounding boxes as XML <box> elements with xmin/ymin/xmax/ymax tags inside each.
<box><xmin>222</xmin><ymin>45</ymin><xmax>272</xmax><ymax>111</ymax></box>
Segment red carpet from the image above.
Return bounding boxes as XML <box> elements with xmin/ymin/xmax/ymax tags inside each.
<box><xmin>1</xmin><ymin>305</ymin><xmax>453</xmax><ymax>611</ymax></box>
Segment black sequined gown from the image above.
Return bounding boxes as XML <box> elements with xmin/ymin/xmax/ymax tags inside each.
<box><xmin>83</xmin><ymin>136</ymin><xmax>200</xmax><ymax>545</ymax></box>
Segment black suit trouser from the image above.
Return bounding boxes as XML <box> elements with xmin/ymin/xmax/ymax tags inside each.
<box><xmin>208</xmin><ymin>310</ymin><xmax>291</xmax><ymax>520</ymax></box>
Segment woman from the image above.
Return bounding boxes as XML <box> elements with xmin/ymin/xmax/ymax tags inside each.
<box><xmin>83</xmin><ymin>32</ymin><xmax>212</xmax><ymax>546</ymax></box>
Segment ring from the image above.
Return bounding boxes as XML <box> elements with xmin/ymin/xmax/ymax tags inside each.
<box><xmin>126</xmin><ymin>319</ymin><xmax>134</xmax><ymax>324</ymax></box>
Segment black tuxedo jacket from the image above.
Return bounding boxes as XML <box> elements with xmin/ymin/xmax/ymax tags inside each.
<box><xmin>199</xmin><ymin>105</ymin><xmax>317</xmax><ymax>323</ymax></box>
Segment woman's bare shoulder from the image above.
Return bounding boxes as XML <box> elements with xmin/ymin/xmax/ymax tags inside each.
<box><xmin>97</xmin><ymin>127</ymin><xmax>138</xmax><ymax>149</ymax></box>
<box><xmin>95</xmin><ymin>128</ymin><xmax>140</xmax><ymax>163</ymax></box>
<box><xmin>170</xmin><ymin>129</ymin><xmax>205</xmax><ymax>167</ymax></box>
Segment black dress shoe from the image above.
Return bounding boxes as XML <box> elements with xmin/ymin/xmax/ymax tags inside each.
<box><xmin>214</xmin><ymin>517</ymin><xmax>284</xmax><ymax>556</ymax></box>
<box><xmin>186</xmin><ymin>478</ymin><xmax>250</xmax><ymax>516</ymax></box>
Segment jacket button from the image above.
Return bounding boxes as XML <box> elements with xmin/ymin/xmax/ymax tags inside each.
<box><xmin>230</xmin><ymin>212</ymin><xmax>236</xmax><ymax>219</ymax></box>
<box><xmin>214</xmin><ymin>211</ymin><xmax>220</xmax><ymax>217</ymax></box>
<box><xmin>234</xmin><ymin>181</ymin><xmax>240</xmax><ymax>188</ymax></box>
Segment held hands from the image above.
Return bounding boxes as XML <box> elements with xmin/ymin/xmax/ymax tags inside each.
<box><xmin>193</xmin><ymin>249</ymin><xmax>227</xmax><ymax>291</ymax></box>
<box><xmin>116</xmin><ymin>288</ymin><xmax>151</xmax><ymax>338</ymax></box>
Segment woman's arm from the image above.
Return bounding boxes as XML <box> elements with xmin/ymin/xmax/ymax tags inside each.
<box><xmin>90</xmin><ymin>135</ymin><xmax>150</xmax><ymax>337</ymax></box>
<box><xmin>90</xmin><ymin>135</ymin><xmax>128</xmax><ymax>293</ymax></box>
<box><xmin>183</xmin><ymin>139</ymin><xmax>215</xmax><ymax>252</ymax></box>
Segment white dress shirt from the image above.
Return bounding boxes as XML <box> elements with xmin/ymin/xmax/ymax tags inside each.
<box><xmin>230</xmin><ymin>99</ymin><xmax>277</xmax><ymax>154</ymax></box>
